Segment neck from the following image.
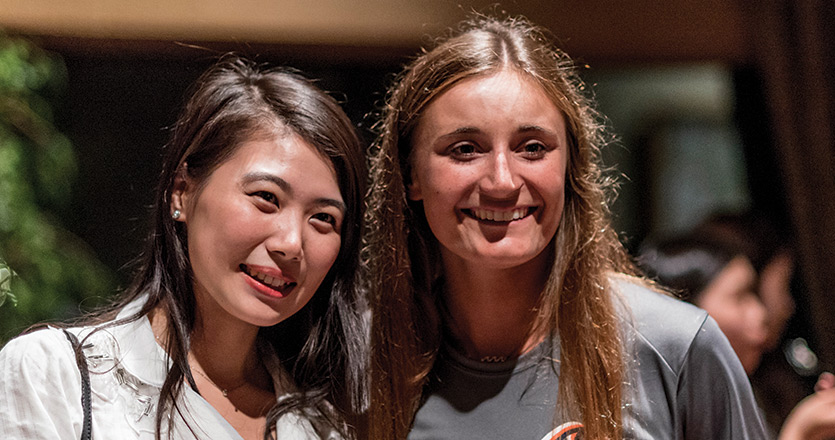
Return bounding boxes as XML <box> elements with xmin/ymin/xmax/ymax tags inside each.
<box><xmin>149</xmin><ymin>302</ymin><xmax>267</xmax><ymax>393</ymax></box>
<box><xmin>441</xmin><ymin>250</ymin><xmax>553</xmax><ymax>361</ymax></box>
<box><xmin>189</xmin><ymin>317</ymin><xmax>261</xmax><ymax>387</ymax></box>
<box><xmin>150</xmin><ymin>301</ymin><xmax>277</xmax><ymax>425</ymax></box>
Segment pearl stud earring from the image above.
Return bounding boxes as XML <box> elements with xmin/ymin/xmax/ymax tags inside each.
<box><xmin>172</xmin><ymin>209</ymin><xmax>181</xmax><ymax>220</ymax></box>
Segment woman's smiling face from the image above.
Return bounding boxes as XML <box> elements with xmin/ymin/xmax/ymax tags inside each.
<box><xmin>173</xmin><ymin>129</ymin><xmax>344</xmax><ymax>329</ymax></box>
<box><xmin>409</xmin><ymin>70</ymin><xmax>568</xmax><ymax>271</ymax></box>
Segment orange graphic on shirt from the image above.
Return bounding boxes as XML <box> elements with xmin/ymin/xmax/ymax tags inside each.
<box><xmin>540</xmin><ymin>422</ymin><xmax>584</xmax><ymax>440</ymax></box>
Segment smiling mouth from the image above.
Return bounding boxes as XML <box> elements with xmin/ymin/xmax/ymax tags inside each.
<box><xmin>240</xmin><ymin>264</ymin><xmax>296</xmax><ymax>291</ymax></box>
<box><xmin>464</xmin><ymin>207</ymin><xmax>536</xmax><ymax>223</ymax></box>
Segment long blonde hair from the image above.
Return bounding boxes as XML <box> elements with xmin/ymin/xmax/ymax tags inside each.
<box><xmin>364</xmin><ymin>16</ymin><xmax>636</xmax><ymax>439</ymax></box>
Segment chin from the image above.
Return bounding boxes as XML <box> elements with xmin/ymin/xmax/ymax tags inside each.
<box><xmin>471</xmin><ymin>250</ymin><xmax>542</xmax><ymax>269</ymax></box>
<box><xmin>742</xmin><ymin>355</ymin><xmax>763</xmax><ymax>376</ymax></box>
<box><xmin>242</xmin><ymin>314</ymin><xmax>283</xmax><ymax>328</ymax></box>
<box><xmin>236</xmin><ymin>305</ymin><xmax>291</xmax><ymax>328</ymax></box>
<box><xmin>480</xmin><ymin>241</ymin><xmax>549</xmax><ymax>263</ymax></box>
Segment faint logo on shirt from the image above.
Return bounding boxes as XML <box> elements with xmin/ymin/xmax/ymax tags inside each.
<box><xmin>540</xmin><ymin>422</ymin><xmax>584</xmax><ymax>440</ymax></box>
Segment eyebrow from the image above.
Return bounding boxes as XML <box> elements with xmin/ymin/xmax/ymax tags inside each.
<box><xmin>315</xmin><ymin>197</ymin><xmax>347</xmax><ymax>214</ymax></box>
<box><xmin>242</xmin><ymin>171</ymin><xmax>346</xmax><ymax>213</ymax></box>
<box><xmin>439</xmin><ymin>124</ymin><xmax>560</xmax><ymax>139</ymax></box>
<box><xmin>243</xmin><ymin>171</ymin><xmax>291</xmax><ymax>192</ymax></box>
<box><xmin>437</xmin><ymin>126</ymin><xmax>481</xmax><ymax>139</ymax></box>
<box><xmin>517</xmin><ymin>124</ymin><xmax>560</xmax><ymax>138</ymax></box>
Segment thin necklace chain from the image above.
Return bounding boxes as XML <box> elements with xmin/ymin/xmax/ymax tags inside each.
<box><xmin>154</xmin><ymin>327</ymin><xmax>249</xmax><ymax>398</ymax></box>
<box><xmin>191</xmin><ymin>366</ymin><xmax>247</xmax><ymax>397</ymax></box>
<box><xmin>437</xmin><ymin>285</ymin><xmax>516</xmax><ymax>364</ymax></box>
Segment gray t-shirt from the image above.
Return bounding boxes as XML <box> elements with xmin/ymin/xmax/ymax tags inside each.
<box><xmin>409</xmin><ymin>278</ymin><xmax>768</xmax><ymax>439</ymax></box>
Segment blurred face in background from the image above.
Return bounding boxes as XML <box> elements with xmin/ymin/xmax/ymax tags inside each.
<box><xmin>696</xmin><ymin>256</ymin><xmax>768</xmax><ymax>375</ymax></box>
<box><xmin>758</xmin><ymin>251</ymin><xmax>795</xmax><ymax>349</ymax></box>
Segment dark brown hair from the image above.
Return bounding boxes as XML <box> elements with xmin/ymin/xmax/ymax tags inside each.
<box><xmin>637</xmin><ymin>234</ymin><xmax>740</xmax><ymax>303</ymax></box>
<box><xmin>364</xmin><ymin>16</ymin><xmax>635</xmax><ymax>439</ymax></box>
<box><xmin>86</xmin><ymin>56</ymin><xmax>367</xmax><ymax>439</ymax></box>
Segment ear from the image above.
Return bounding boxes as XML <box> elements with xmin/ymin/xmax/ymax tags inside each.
<box><xmin>407</xmin><ymin>177</ymin><xmax>423</xmax><ymax>201</ymax></box>
<box><xmin>169</xmin><ymin>165</ymin><xmax>191</xmax><ymax>222</ymax></box>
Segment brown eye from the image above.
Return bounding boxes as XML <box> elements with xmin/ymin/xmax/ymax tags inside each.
<box><xmin>250</xmin><ymin>191</ymin><xmax>280</xmax><ymax>212</ymax></box>
<box><xmin>310</xmin><ymin>212</ymin><xmax>342</xmax><ymax>234</ymax></box>
<box><xmin>312</xmin><ymin>212</ymin><xmax>336</xmax><ymax>226</ymax></box>
<box><xmin>254</xmin><ymin>191</ymin><xmax>278</xmax><ymax>205</ymax></box>
<box><xmin>450</xmin><ymin>142</ymin><xmax>478</xmax><ymax>159</ymax></box>
<box><xmin>520</xmin><ymin>141</ymin><xmax>548</xmax><ymax>159</ymax></box>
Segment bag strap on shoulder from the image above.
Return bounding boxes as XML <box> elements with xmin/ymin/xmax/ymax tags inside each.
<box><xmin>63</xmin><ymin>329</ymin><xmax>92</xmax><ymax>440</ymax></box>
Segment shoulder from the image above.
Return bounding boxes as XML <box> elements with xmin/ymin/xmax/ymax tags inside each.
<box><xmin>0</xmin><ymin>327</ymin><xmax>84</xmax><ymax>436</ymax></box>
<box><xmin>0</xmin><ymin>326</ymin><xmax>90</xmax><ymax>396</ymax></box>
<box><xmin>0</xmin><ymin>327</ymin><xmax>77</xmax><ymax>374</ymax></box>
<box><xmin>610</xmin><ymin>274</ymin><xmax>714</xmax><ymax>374</ymax></box>
<box><xmin>611</xmin><ymin>274</ymin><xmax>709</xmax><ymax>341</ymax></box>
<box><xmin>610</xmin><ymin>275</ymin><xmax>768</xmax><ymax>436</ymax></box>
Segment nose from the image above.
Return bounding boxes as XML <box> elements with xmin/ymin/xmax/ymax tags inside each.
<box><xmin>480</xmin><ymin>150</ymin><xmax>519</xmax><ymax>197</ymax></box>
<box><xmin>266</xmin><ymin>215</ymin><xmax>303</xmax><ymax>261</ymax></box>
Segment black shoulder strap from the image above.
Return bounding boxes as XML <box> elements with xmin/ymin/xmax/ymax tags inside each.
<box><xmin>63</xmin><ymin>329</ymin><xmax>92</xmax><ymax>440</ymax></box>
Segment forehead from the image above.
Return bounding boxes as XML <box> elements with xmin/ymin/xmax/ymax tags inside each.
<box><xmin>413</xmin><ymin>70</ymin><xmax>566</xmax><ymax>139</ymax></box>
<box><xmin>200</xmin><ymin>130</ymin><xmax>338</xmax><ymax>193</ymax></box>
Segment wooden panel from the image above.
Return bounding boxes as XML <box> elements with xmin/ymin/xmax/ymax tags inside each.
<box><xmin>0</xmin><ymin>0</ymin><xmax>749</xmax><ymax>62</ymax></box>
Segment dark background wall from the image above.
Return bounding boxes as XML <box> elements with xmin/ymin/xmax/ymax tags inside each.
<box><xmin>52</xmin><ymin>48</ymin><xmax>402</xmax><ymax>281</ymax></box>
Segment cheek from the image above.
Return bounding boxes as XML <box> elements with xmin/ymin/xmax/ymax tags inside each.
<box><xmin>697</xmin><ymin>294</ymin><xmax>732</xmax><ymax>327</ymax></box>
<box><xmin>760</xmin><ymin>274</ymin><xmax>792</xmax><ymax>308</ymax></box>
<box><xmin>213</xmin><ymin>210</ymin><xmax>262</xmax><ymax>247</ymax></box>
<box><xmin>723</xmin><ymin>316</ymin><xmax>748</xmax><ymax>339</ymax></box>
<box><xmin>420</xmin><ymin>168</ymin><xmax>470</xmax><ymax>216</ymax></box>
<box><xmin>540</xmin><ymin>173</ymin><xmax>567</xmax><ymax>221</ymax></box>
<box><xmin>530</xmin><ymin>153</ymin><xmax>567</xmax><ymax>196</ymax></box>
<box><xmin>550</xmin><ymin>161</ymin><xmax>568</xmax><ymax>196</ymax></box>
<box><xmin>421</xmin><ymin>162</ymin><xmax>467</xmax><ymax>194</ymax></box>
<box><xmin>189</xmin><ymin>206</ymin><xmax>265</xmax><ymax>264</ymax></box>
<box><xmin>308</xmin><ymin>234</ymin><xmax>343</xmax><ymax>276</ymax></box>
<box><xmin>551</xmin><ymin>177</ymin><xmax>567</xmax><ymax>206</ymax></box>
<box><xmin>711</xmin><ymin>303</ymin><xmax>758</xmax><ymax>345</ymax></box>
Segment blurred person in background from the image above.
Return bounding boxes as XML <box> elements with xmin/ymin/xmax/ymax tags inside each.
<box><xmin>695</xmin><ymin>213</ymin><xmax>796</xmax><ymax>355</ymax></box>
<box><xmin>639</xmin><ymin>233</ymin><xmax>835</xmax><ymax>440</ymax></box>
<box><xmin>695</xmin><ymin>211</ymin><xmax>832</xmax><ymax>434</ymax></box>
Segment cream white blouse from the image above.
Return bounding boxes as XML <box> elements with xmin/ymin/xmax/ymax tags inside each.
<box><xmin>0</xmin><ymin>299</ymin><xmax>330</xmax><ymax>439</ymax></box>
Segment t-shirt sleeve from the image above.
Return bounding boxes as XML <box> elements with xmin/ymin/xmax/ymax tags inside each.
<box><xmin>677</xmin><ymin>316</ymin><xmax>769</xmax><ymax>439</ymax></box>
<box><xmin>0</xmin><ymin>329</ymin><xmax>84</xmax><ymax>440</ymax></box>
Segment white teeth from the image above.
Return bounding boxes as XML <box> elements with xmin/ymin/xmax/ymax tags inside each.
<box><xmin>246</xmin><ymin>267</ymin><xmax>289</xmax><ymax>289</ymax></box>
<box><xmin>471</xmin><ymin>208</ymin><xmax>529</xmax><ymax>222</ymax></box>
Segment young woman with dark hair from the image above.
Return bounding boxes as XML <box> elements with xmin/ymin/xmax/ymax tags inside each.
<box><xmin>364</xmin><ymin>16</ymin><xmax>766</xmax><ymax>439</ymax></box>
<box><xmin>0</xmin><ymin>56</ymin><xmax>367</xmax><ymax>439</ymax></box>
